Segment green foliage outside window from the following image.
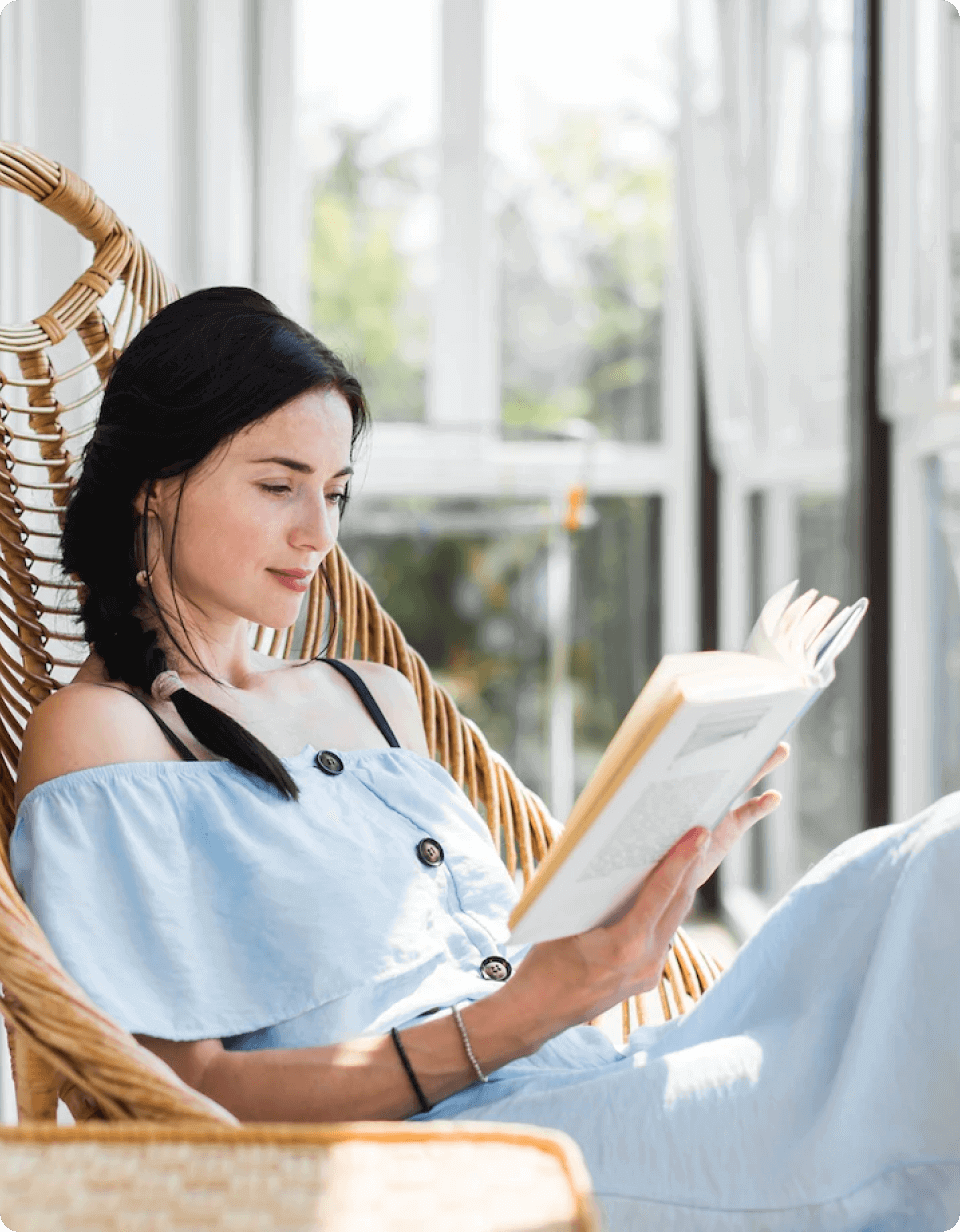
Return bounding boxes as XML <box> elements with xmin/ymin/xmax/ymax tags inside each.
<box><xmin>307</xmin><ymin>112</ymin><xmax>671</xmax><ymax>437</ymax></box>
<box><xmin>308</xmin><ymin>123</ymin><xmax>429</xmax><ymax>422</ymax></box>
<box><xmin>498</xmin><ymin>113</ymin><xmax>671</xmax><ymax>442</ymax></box>
<box><xmin>340</xmin><ymin>495</ymin><xmax>661</xmax><ymax>808</ymax></box>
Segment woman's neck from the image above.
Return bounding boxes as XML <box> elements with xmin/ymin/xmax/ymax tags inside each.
<box><xmin>137</xmin><ymin>598</ymin><xmax>259</xmax><ymax>691</ymax></box>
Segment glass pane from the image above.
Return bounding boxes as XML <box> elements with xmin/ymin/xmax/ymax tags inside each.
<box><xmin>488</xmin><ymin>0</ymin><xmax>678</xmax><ymax>442</ymax></box>
<box><xmin>296</xmin><ymin>0</ymin><xmax>438</xmax><ymax>422</ymax></box>
<box><xmin>339</xmin><ymin>498</ymin><xmax>553</xmax><ymax>800</ymax></box>
<box><xmin>570</xmin><ymin>496</ymin><xmax>662</xmax><ymax>796</ymax></box>
<box><xmin>794</xmin><ymin>493</ymin><xmax>863</xmax><ymax>873</ymax></box>
<box><xmin>339</xmin><ymin>493</ymin><xmax>661</xmax><ymax>817</ymax></box>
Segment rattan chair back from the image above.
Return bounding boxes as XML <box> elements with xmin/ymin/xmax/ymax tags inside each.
<box><xmin>0</xmin><ymin>141</ymin><xmax>720</xmax><ymax>1125</ymax></box>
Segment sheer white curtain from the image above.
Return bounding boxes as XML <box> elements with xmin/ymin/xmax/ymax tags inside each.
<box><xmin>676</xmin><ymin>0</ymin><xmax>856</xmax><ymax>915</ymax></box>
<box><xmin>678</xmin><ymin>0</ymin><xmax>853</xmax><ymax>473</ymax></box>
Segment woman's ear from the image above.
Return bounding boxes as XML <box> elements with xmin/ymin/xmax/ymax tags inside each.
<box><xmin>132</xmin><ymin>480</ymin><xmax>155</xmax><ymax>516</ymax></box>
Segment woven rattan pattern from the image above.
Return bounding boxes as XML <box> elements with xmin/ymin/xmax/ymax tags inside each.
<box><xmin>0</xmin><ymin>140</ymin><xmax>722</xmax><ymax>1127</ymax></box>
<box><xmin>0</xmin><ymin>1121</ymin><xmax>600</xmax><ymax>1231</ymax></box>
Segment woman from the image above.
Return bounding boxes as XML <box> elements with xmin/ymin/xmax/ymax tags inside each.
<box><xmin>10</xmin><ymin>288</ymin><xmax>959</xmax><ymax>1231</ymax></box>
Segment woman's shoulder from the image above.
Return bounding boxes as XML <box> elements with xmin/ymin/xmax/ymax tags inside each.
<box><xmin>286</xmin><ymin>657</ymin><xmax>430</xmax><ymax>756</ymax></box>
<box><xmin>336</xmin><ymin>659</ymin><xmax>430</xmax><ymax>754</ymax></box>
<box><xmin>16</xmin><ymin>678</ymin><xmax>180</xmax><ymax>809</ymax></box>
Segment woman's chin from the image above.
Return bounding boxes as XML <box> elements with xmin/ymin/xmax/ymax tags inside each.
<box><xmin>242</xmin><ymin>597</ymin><xmax>305</xmax><ymax>634</ymax></box>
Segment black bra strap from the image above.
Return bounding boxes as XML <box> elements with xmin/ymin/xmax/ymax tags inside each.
<box><xmin>94</xmin><ymin>684</ymin><xmax>200</xmax><ymax>762</ymax></box>
<box><xmin>322</xmin><ymin>659</ymin><xmax>401</xmax><ymax>749</ymax></box>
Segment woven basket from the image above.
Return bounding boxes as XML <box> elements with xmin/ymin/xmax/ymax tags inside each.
<box><xmin>0</xmin><ymin>140</ymin><xmax>723</xmax><ymax>1127</ymax></box>
<box><xmin>0</xmin><ymin>1120</ymin><xmax>600</xmax><ymax>1231</ymax></box>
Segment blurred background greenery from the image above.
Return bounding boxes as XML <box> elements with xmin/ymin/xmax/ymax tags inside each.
<box><xmin>340</xmin><ymin>494</ymin><xmax>660</xmax><ymax>808</ymax></box>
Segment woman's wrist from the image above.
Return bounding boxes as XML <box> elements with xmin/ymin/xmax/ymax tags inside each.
<box><xmin>458</xmin><ymin>983</ymin><xmax>554</xmax><ymax>1065</ymax></box>
<box><xmin>399</xmin><ymin>983</ymin><xmax>555</xmax><ymax>1109</ymax></box>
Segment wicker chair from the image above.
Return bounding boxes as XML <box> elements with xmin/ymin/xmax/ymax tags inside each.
<box><xmin>0</xmin><ymin>140</ymin><xmax>723</xmax><ymax>1128</ymax></box>
<box><xmin>0</xmin><ymin>1121</ymin><xmax>601</xmax><ymax>1231</ymax></box>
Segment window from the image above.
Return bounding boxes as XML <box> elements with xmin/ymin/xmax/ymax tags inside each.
<box><xmin>296</xmin><ymin>0</ymin><xmax>439</xmax><ymax>422</ymax></box>
<box><xmin>298</xmin><ymin>2</ymin><xmax>684</xmax><ymax>823</ymax></box>
<box><xmin>488</xmin><ymin>0</ymin><xmax>677</xmax><ymax>442</ymax></box>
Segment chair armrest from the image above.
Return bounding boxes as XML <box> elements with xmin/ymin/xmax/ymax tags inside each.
<box><xmin>0</xmin><ymin>1120</ymin><xmax>600</xmax><ymax>1231</ymax></box>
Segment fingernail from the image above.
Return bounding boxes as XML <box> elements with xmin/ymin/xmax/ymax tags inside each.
<box><xmin>694</xmin><ymin>830</ymin><xmax>710</xmax><ymax>853</ymax></box>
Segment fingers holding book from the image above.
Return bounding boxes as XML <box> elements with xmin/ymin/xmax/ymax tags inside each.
<box><xmin>505</xmin><ymin>827</ymin><xmax>716</xmax><ymax>1029</ymax></box>
<box><xmin>696</xmin><ymin>787</ymin><xmax>783</xmax><ymax>888</ymax></box>
<box><xmin>748</xmin><ymin>740</ymin><xmax>791</xmax><ymax>788</ymax></box>
<box><xmin>590</xmin><ymin>825</ymin><xmax>715</xmax><ymax>999</ymax></box>
<box><xmin>692</xmin><ymin>738</ymin><xmax>790</xmax><ymax>885</ymax></box>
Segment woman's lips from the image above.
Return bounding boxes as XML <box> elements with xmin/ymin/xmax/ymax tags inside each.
<box><xmin>268</xmin><ymin>569</ymin><xmax>312</xmax><ymax>593</ymax></box>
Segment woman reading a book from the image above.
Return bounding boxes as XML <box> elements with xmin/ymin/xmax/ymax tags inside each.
<box><xmin>11</xmin><ymin>289</ymin><xmax>959</xmax><ymax>1232</ymax></box>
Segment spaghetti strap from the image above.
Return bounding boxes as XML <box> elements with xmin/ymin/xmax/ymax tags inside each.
<box><xmin>93</xmin><ymin>684</ymin><xmax>200</xmax><ymax>762</ymax></box>
<box><xmin>322</xmin><ymin>659</ymin><xmax>401</xmax><ymax>749</ymax></box>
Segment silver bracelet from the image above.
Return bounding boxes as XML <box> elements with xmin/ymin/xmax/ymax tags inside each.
<box><xmin>451</xmin><ymin>1004</ymin><xmax>488</xmax><ymax>1084</ymax></box>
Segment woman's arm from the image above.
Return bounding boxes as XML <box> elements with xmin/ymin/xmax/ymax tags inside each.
<box><xmin>143</xmin><ymin>987</ymin><xmax>546</xmax><ymax>1124</ymax></box>
<box><xmin>138</xmin><ymin>819</ymin><xmax>715</xmax><ymax>1122</ymax></box>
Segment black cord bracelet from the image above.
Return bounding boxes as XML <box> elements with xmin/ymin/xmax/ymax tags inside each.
<box><xmin>390</xmin><ymin>1027</ymin><xmax>432</xmax><ymax>1113</ymax></box>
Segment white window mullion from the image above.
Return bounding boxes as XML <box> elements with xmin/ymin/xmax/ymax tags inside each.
<box><xmin>30</xmin><ymin>0</ymin><xmax>84</xmax><ymax>315</ymax></box>
<box><xmin>428</xmin><ymin>0</ymin><xmax>497</xmax><ymax>429</ymax></box>
<box><xmin>660</xmin><ymin>211</ymin><xmax>698</xmax><ymax>658</ymax></box>
<box><xmin>194</xmin><ymin>0</ymin><xmax>255</xmax><ymax>288</ymax></box>
<box><xmin>252</xmin><ymin>0</ymin><xmax>300</xmax><ymax>319</ymax></box>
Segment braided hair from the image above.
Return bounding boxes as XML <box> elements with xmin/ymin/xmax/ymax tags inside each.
<box><xmin>61</xmin><ymin>287</ymin><xmax>369</xmax><ymax>799</ymax></box>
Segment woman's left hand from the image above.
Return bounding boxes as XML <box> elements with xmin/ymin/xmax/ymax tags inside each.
<box><xmin>694</xmin><ymin>742</ymin><xmax>790</xmax><ymax>887</ymax></box>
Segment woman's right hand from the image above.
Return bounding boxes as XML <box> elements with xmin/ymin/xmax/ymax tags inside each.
<box><xmin>498</xmin><ymin>825</ymin><xmax>713</xmax><ymax>1047</ymax></box>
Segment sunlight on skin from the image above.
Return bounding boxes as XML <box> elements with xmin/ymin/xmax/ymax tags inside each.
<box><xmin>695</xmin><ymin>742</ymin><xmax>790</xmax><ymax>888</ymax></box>
<box><xmin>329</xmin><ymin>1038</ymin><xmax>385</xmax><ymax>1069</ymax></box>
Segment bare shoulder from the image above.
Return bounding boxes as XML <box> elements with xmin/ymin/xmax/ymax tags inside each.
<box><xmin>337</xmin><ymin>660</ymin><xmax>430</xmax><ymax>757</ymax></box>
<box><xmin>16</xmin><ymin>682</ymin><xmax>176</xmax><ymax>808</ymax></box>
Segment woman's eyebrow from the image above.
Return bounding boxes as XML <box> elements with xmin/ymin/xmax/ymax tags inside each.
<box><xmin>249</xmin><ymin>456</ymin><xmax>354</xmax><ymax>479</ymax></box>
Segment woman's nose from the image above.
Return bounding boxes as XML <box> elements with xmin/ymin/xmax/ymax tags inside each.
<box><xmin>294</xmin><ymin>496</ymin><xmax>337</xmax><ymax>552</ymax></box>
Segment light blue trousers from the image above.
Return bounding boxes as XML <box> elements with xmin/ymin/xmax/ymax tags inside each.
<box><xmin>418</xmin><ymin>796</ymin><xmax>960</xmax><ymax>1231</ymax></box>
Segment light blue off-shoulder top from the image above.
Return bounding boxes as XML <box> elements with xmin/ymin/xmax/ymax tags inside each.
<box><xmin>9</xmin><ymin>745</ymin><xmax>531</xmax><ymax>1049</ymax></box>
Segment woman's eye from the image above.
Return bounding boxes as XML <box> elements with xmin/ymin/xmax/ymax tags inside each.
<box><xmin>328</xmin><ymin>490</ymin><xmax>349</xmax><ymax>510</ymax></box>
<box><xmin>259</xmin><ymin>483</ymin><xmax>292</xmax><ymax>496</ymax></box>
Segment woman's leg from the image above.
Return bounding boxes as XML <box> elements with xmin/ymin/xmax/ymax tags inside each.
<box><xmin>434</xmin><ymin>797</ymin><xmax>960</xmax><ymax>1231</ymax></box>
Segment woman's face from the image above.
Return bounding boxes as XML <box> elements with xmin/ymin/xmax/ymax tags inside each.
<box><xmin>145</xmin><ymin>387</ymin><xmax>355</xmax><ymax>637</ymax></box>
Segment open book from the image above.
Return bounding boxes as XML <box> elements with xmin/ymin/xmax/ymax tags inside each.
<box><xmin>507</xmin><ymin>581</ymin><xmax>868</xmax><ymax>947</ymax></box>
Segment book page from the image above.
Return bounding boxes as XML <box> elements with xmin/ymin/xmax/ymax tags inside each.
<box><xmin>576</xmin><ymin>767</ymin><xmax>727</xmax><ymax>883</ymax></box>
<box><xmin>509</xmin><ymin>688</ymin><xmax>814</xmax><ymax>946</ymax></box>
<box><xmin>577</xmin><ymin>697</ymin><xmax>787</xmax><ymax>887</ymax></box>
